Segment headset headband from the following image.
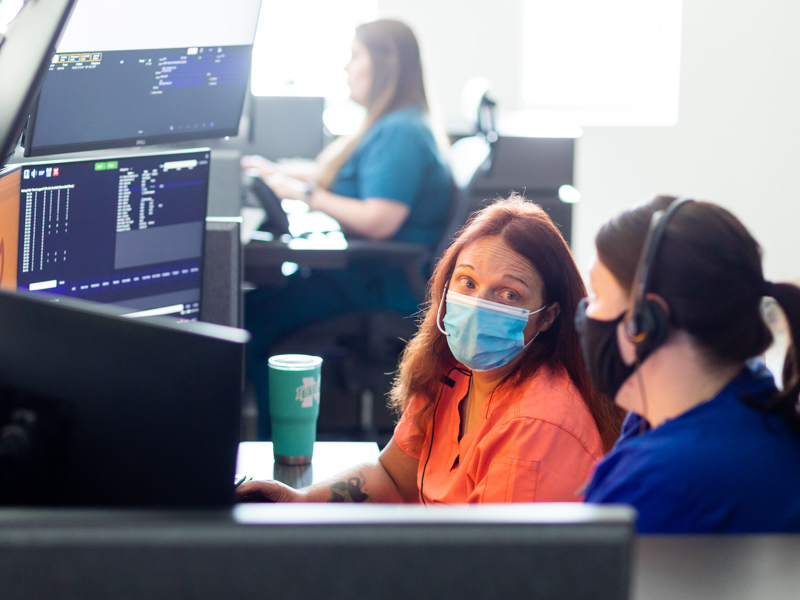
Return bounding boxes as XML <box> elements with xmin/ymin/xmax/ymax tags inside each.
<box><xmin>626</xmin><ymin>196</ymin><xmax>694</xmax><ymax>342</ymax></box>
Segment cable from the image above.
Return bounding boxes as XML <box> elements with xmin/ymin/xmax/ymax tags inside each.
<box><xmin>420</xmin><ymin>366</ymin><xmax>459</xmax><ymax>506</ymax></box>
<box><xmin>431</xmin><ymin>335</ymin><xmax>470</xmax><ymax>378</ymax></box>
<box><xmin>420</xmin><ymin>319</ymin><xmax>469</xmax><ymax>506</ymax></box>
<box><xmin>634</xmin><ymin>360</ymin><xmax>649</xmax><ymax>435</ymax></box>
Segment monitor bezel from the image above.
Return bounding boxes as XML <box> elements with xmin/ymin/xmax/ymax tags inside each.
<box><xmin>21</xmin><ymin>52</ymin><xmax>252</xmax><ymax>158</ymax></box>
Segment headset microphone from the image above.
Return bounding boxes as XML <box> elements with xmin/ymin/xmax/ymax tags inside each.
<box><xmin>623</xmin><ymin>196</ymin><xmax>694</xmax><ymax>434</ymax></box>
<box><xmin>625</xmin><ymin>196</ymin><xmax>694</xmax><ymax>362</ymax></box>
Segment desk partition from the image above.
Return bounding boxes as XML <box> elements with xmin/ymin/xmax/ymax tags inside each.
<box><xmin>0</xmin><ymin>504</ymin><xmax>634</xmax><ymax>600</ymax></box>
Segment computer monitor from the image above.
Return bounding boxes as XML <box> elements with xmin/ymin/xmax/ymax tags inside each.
<box><xmin>0</xmin><ymin>148</ymin><xmax>210</xmax><ymax>320</ymax></box>
<box><xmin>0</xmin><ymin>288</ymin><xmax>249</xmax><ymax>507</ymax></box>
<box><xmin>23</xmin><ymin>0</ymin><xmax>262</xmax><ymax>156</ymax></box>
<box><xmin>234</xmin><ymin>503</ymin><xmax>635</xmax><ymax>600</ymax></box>
<box><xmin>0</xmin><ymin>0</ymin><xmax>77</xmax><ymax>167</ymax></box>
<box><xmin>0</xmin><ymin>504</ymin><xmax>635</xmax><ymax>598</ymax></box>
<box><xmin>248</xmin><ymin>96</ymin><xmax>325</xmax><ymax>161</ymax></box>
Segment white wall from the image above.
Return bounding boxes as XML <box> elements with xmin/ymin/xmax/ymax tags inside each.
<box><xmin>575</xmin><ymin>0</ymin><xmax>800</xmax><ymax>283</ymax></box>
<box><xmin>377</xmin><ymin>0</ymin><xmax>524</xmax><ymax>120</ymax></box>
<box><xmin>378</xmin><ymin>0</ymin><xmax>800</xmax><ymax>284</ymax></box>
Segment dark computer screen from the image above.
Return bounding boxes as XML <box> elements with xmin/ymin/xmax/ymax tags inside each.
<box><xmin>0</xmin><ymin>288</ymin><xmax>248</xmax><ymax>507</ymax></box>
<box><xmin>23</xmin><ymin>0</ymin><xmax>262</xmax><ymax>156</ymax></box>
<box><xmin>248</xmin><ymin>96</ymin><xmax>325</xmax><ymax>161</ymax></box>
<box><xmin>0</xmin><ymin>149</ymin><xmax>210</xmax><ymax>320</ymax></box>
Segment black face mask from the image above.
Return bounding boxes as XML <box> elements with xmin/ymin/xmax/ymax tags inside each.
<box><xmin>574</xmin><ymin>298</ymin><xmax>635</xmax><ymax>400</ymax></box>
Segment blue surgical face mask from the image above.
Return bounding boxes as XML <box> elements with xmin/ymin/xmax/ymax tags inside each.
<box><xmin>437</xmin><ymin>288</ymin><xmax>547</xmax><ymax>372</ymax></box>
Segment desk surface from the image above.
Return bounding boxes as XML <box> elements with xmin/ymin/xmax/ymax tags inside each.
<box><xmin>236</xmin><ymin>441</ymin><xmax>379</xmax><ymax>489</ymax></box>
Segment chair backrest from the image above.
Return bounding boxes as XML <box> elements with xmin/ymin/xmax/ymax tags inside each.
<box><xmin>431</xmin><ymin>135</ymin><xmax>493</xmax><ymax>270</ymax></box>
<box><xmin>464</xmin><ymin>135</ymin><xmax>576</xmax><ymax>245</ymax></box>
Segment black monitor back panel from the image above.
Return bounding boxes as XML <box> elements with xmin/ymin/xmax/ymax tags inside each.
<box><xmin>0</xmin><ymin>0</ymin><xmax>77</xmax><ymax>167</ymax></box>
<box><xmin>23</xmin><ymin>0</ymin><xmax>262</xmax><ymax>156</ymax></box>
<box><xmin>248</xmin><ymin>96</ymin><xmax>325</xmax><ymax>161</ymax></box>
<box><xmin>0</xmin><ymin>504</ymin><xmax>635</xmax><ymax>599</ymax></box>
<box><xmin>0</xmin><ymin>289</ymin><xmax>248</xmax><ymax>507</ymax></box>
<box><xmin>0</xmin><ymin>149</ymin><xmax>210</xmax><ymax>320</ymax></box>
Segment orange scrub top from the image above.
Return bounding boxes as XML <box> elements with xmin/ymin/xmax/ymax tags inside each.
<box><xmin>394</xmin><ymin>364</ymin><xmax>603</xmax><ymax>504</ymax></box>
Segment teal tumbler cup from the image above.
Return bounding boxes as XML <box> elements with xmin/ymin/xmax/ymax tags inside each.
<box><xmin>268</xmin><ymin>354</ymin><xmax>322</xmax><ymax>465</ymax></box>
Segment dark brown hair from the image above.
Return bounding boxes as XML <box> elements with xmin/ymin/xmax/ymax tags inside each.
<box><xmin>596</xmin><ymin>195</ymin><xmax>800</xmax><ymax>427</ymax></box>
<box><xmin>317</xmin><ymin>20</ymin><xmax>430</xmax><ymax>188</ymax></box>
<box><xmin>390</xmin><ymin>196</ymin><xmax>626</xmax><ymax>452</ymax></box>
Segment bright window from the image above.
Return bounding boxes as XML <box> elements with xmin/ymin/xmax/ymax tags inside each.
<box><xmin>0</xmin><ymin>0</ymin><xmax>24</xmax><ymax>34</ymax></box>
<box><xmin>250</xmin><ymin>0</ymin><xmax>376</xmax><ymax>134</ymax></box>
<box><xmin>250</xmin><ymin>0</ymin><xmax>376</xmax><ymax>99</ymax></box>
<box><xmin>521</xmin><ymin>0</ymin><xmax>683</xmax><ymax>126</ymax></box>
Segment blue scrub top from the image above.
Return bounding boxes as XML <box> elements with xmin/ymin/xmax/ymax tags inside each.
<box><xmin>330</xmin><ymin>106</ymin><xmax>451</xmax><ymax>247</ymax></box>
<box><xmin>584</xmin><ymin>364</ymin><xmax>800</xmax><ymax>534</ymax></box>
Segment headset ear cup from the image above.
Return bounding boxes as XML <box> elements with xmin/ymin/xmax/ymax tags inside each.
<box><xmin>634</xmin><ymin>299</ymin><xmax>670</xmax><ymax>362</ymax></box>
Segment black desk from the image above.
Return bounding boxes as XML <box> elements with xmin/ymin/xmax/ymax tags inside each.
<box><xmin>632</xmin><ymin>535</ymin><xmax>800</xmax><ymax>599</ymax></box>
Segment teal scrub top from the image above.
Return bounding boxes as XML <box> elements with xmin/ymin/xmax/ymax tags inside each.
<box><xmin>329</xmin><ymin>106</ymin><xmax>451</xmax><ymax>248</ymax></box>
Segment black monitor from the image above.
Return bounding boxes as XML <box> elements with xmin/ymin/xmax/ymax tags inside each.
<box><xmin>0</xmin><ymin>288</ymin><xmax>249</xmax><ymax>507</ymax></box>
<box><xmin>0</xmin><ymin>0</ymin><xmax>77</xmax><ymax>167</ymax></box>
<box><xmin>23</xmin><ymin>0</ymin><xmax>262</xmax><ymax>157</ymax></box>
<box><xmin>248</xmin><ymin>96</ymin><xmax>325</xmax><ymax>161</ymax></box>
<box><xmin>0</xmin><ymin>504</ymin><xmax>635</xmax><ymax>597</ymax></box>
<box><xmin>0</xmin><ymin>148</ymin><xmax>210</xmax><ymax>320</ymax></box>
<box><xmin>232</xmin><ymin>504</ymin><xmax>635</xmax><ymax>600</ymax></box>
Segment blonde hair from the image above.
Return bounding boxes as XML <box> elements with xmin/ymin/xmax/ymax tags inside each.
<box><xmin>316</xmin><ymin>20</ymin><xmax>431</xmax><ymax>189</ymax></box>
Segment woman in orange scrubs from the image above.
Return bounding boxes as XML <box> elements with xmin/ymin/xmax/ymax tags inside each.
<box><xmin>238</xmin><ymin>196</ymin><xmax>624</xmax><ymax>504</ymax></box>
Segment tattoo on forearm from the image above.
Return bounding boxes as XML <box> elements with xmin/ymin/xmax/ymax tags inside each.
<box><xmin>328</xmin><ymin>481</ymin><xmax>347</xmax><ymax>502</ymax></box>
<box><xmin>327</xmin><ymin>471</ymin><xmax>370</xmax><ymax>503</ymax></box>
<box><xmin>346</xmin><ymin>477</ymin><xmax>369</xmax><ymax>502</ymax></box>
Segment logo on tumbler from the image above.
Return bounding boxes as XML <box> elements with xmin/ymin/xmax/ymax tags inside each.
<box><xmin>295</xmin><ymin>376</ymin><xmax>320</xmax><ymax>408</ymax></box>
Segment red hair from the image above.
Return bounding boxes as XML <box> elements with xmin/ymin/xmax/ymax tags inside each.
<box><xmin>389</xmin><ymin>196</ymin><xmax>625</xmax><ymax>452</ymax></box>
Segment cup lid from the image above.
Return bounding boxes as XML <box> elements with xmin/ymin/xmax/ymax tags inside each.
<box><xmin>268</xmin><ymin>354</ymin><xmax>323</xmax><ymax>371</ymax></box>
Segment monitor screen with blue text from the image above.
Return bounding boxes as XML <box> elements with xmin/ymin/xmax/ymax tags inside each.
<box><xmin>0</xmin><ymin>149</ymin><xmax>210</xmax><ymax>320</ymax></box>
<box><xmin>24</xmin><ymin>0</ymin><xmax>262</xmax><ymax>156</ymax></box>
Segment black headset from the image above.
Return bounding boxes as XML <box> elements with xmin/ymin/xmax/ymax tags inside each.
<box><xmin>624</xmin><ymin>197</ymin><xmax>694</xmax><ymax>362</ymax></box>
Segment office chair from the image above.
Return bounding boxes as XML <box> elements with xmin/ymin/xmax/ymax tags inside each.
<box><xmin>466</xmin><ymin>135</ymin><xmax>575</xmax><ymax>244</ymax></box>
<box><xmin>455</xmin><ymin>82</ymin><xmax>576</xmax><ymax>244</ymax></box>
<box><xmin>270</xmin><ymin>136</ymin><xmax>489</xmax><ymax>442</ymax></box>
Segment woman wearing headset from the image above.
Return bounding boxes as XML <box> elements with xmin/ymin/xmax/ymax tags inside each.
<box><xmin>238</xmin><ymin>197</ymin><xmax>624</xmax><ymax>504</ymax></box>
<box><xmin>242</xmin><ymin>20</ymin><xmax>451</xmax><ymax>440</ymax></box>
<box><xmin>576</xmin><ymin>196</ymin><xmax>800</xmax><ymax>533</ymax></box>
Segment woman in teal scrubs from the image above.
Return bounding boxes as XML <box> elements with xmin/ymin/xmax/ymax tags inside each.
<box><xmin>242</xmin><ymin>20</ymin><xmax>451</xmax><ymax>439</ymax></box>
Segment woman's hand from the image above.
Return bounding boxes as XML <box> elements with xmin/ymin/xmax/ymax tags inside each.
<box><xmin>241</xmin><ymin>155</ymin><xmax>279</xmax><ymax>180</ymax></box>
<box><xmin>264</xmin><ymin>173</ymin><xmax>309</xmax><ymax>202</ymax></box>
<box><xmin>233</xmin><ymin>442</ymin><xmax>418</xmax><ymax>504</ymax></box>
<box><xmin>236</xmin><ymin>479</ymin><xmax>307</xmax><ymax>503</ymax></box>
